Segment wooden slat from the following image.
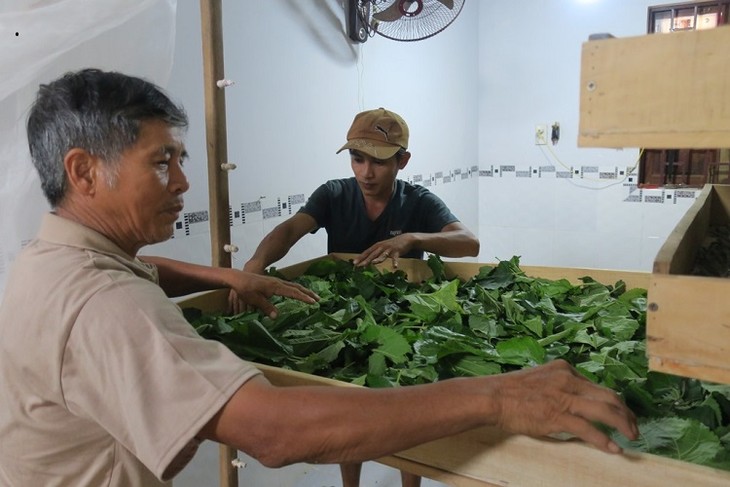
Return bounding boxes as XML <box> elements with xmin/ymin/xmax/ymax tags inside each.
<box><xmin>200</xmin><ymin>0</ymin><xmax>231</xmax><ymax>270</ymax></box>
<box><xmin>176</xmin><ymin>288</ymin><xmax>228</xmax><ymax>313</ymax></box>
<box><xmin>390</xmin><ymin>426</ymin><xmax>730</xmax><ymax>487</ymax></box>
<box><xmin>376</xmin><ymin>456</ymin><xmax>501</xmax><ymax>487</ymax></box>
<box><xmin>578</xmin><ymin>26</ymin><xmax>730</xmax><ymax>149</ymax></box>
<box><xmin>199</xmin><ymin>0</ymin><xmax>236</xmax><ymax>485</ymax></box>
<box><xmin>217</xmin><ymin>444</ymin><xmax>237</xmax><ymax>487</ymax></box>
<box><xmin>648</xmin><ymin>273</ymin><xmax>730</xmax><ymax>384</ymax></box>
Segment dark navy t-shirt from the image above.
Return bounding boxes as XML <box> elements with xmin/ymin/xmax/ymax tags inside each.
<box><xmin>299</xmin><ymin>178</ymin><xmax>458</xmax><ymax>259</ymax></box>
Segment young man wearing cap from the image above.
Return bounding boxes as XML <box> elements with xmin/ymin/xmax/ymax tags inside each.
<box><xmin>236</xmin><ymin>107</ymin><xmax>479</xmax><ymax>278</ymax></box>
<box><xmin>232</xmin><ymin>108</ymin><xmax>480</xmax><ymax>486</ymax></box>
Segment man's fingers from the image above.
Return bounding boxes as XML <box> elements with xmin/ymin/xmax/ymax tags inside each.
<box><xmin>561</xmin><ymin>367</ymin><xmax>638</xmax><ymax>441</ymax></box>
<box><xmin>354</xmin><ymin>246</ymin><xmax>398</xmax><ymax>267</ymax></box>
<box><xmin>227</xmin><ymin>289</ymin><xmax>241</xmax><ymax>315</ymax></box>
<box><xmin>569</xmin><ymin>393</ymin><xmax>638</xmax><ymax>443</ymax></box>
<box><xmin>353</xmin><ymin>249</ymin><xmax>377</xmax><ymax>267</ymax></box>
<box><xmin>496</xmin><ymin>360</ymin><xmax>638</xmax><ymax>452</ymax></box>
<box><xmin>292</xmin><ymin>282</ymin><xmax>320</xmax><ymax>301</ymax></box>
<box><xmin>248</xmin><ymin>294</ymin><xmax>278</xmax><ymax>319</ymax></box>
<box><xmin>364</xmin><ymin>250</ymin><xmax>398</xmax><ymax>266</ymax></box>
<box><xmin>553</xmin><ymin>377</ymin><xmax>638</xmax><ymax>449</ymax></box>
<box><xmin>554</xmin><ymin>413</ymin><xmax>622</xmax><ymax>454</ymax></box>
<box><xmin>273</xmin><ymin>281</ymin><xmax>319</xmax><ymax>303</ymax></box>
<box><xmin>228</xmin><ymin>273</ymin><xmax>319</xmax><ymax>319</ymax></box>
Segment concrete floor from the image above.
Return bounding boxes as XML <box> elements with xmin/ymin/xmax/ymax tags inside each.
<box><xmin>174</xmin><ymin>441</ymin><xmax>448</xmax><ymax>487</ymax></box>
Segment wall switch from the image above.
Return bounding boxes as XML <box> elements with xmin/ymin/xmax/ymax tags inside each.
<box><xmin>535</xmin><ymin>124</ymin><xmax>547</xmax><ymax>145</ymax></box>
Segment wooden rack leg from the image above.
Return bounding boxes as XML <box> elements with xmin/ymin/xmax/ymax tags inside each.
<box><xmin>200</xmin><ymin>0</ymin><xmax>236</xmax><ymax>484</ymax></box>
<box><xmin>199</xmin><ymin>0</ymin><xmax>232</xmax><ymax>271</ymax></box>
<box><xmin>219</xmin><ymin>444</ymin><xmax>238</xmax><ymax>487</ymax></box>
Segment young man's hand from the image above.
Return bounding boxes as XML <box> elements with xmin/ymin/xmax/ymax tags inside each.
<box><xmin>353</xmin><ymin>234</ymin><xmax>413</xmax><ymax>268</ymax></box>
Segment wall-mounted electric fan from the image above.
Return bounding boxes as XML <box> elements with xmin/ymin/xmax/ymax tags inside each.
<box><xmin>345</xmin><ymin>0</ymin><xmax>466</xmax><ymax>43</ymax></box>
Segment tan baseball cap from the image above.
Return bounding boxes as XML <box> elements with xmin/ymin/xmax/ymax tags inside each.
<box><xmin>336</xmin><ymin>107</ymin><xmax>409</xmax><ymax>159</ymax></box>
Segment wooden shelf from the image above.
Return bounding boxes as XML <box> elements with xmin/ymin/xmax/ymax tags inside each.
<box><xmin>649</xmin><ymin>184</ymin><xmax>730</xmax><ymax>384</ymax></box>
<box><xmin>578</xmin><ymin>26</ymin><xmax>730</xmax><ymax>149</ymax></box>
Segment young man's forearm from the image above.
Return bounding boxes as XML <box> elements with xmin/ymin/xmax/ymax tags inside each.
<box><xmin>244</xmin><ymin>230</ymin><xmax>297</xmax><ymax>274</ymax></box>
<box><xmin>244</xmin><ymin>215</ymin><xmax>317</xmax><ymax>273</ymax></box>
<box><xmin>412</xmin><ymin>229</ymin><xmax>480</xmax><ymax>257</ymax></box>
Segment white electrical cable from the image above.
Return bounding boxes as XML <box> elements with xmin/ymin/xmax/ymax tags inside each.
<box><xmin>538</xmin><ymin>144</ymin><xmax>642</xmax><ymax>190</ymax></box>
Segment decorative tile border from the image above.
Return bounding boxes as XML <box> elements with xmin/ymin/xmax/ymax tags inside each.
<box><xmin>167</xmin><ymin>164</ymin><xmax>699</xmax><ymax>240</ymax></box>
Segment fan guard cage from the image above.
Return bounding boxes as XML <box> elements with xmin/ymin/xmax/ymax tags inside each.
<box><xmin>368</xmin><ymin>0</ymin><xmax>465</xmax><ymax>42</ymax></box>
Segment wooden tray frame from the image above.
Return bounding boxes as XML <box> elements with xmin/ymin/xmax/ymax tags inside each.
<box><xmin>179</xmin><ymin>254</ymin><xmax>730</xmax><ymax>487</ymax></box>
<box><xmin>649</xmin><ymin>184</ymin><xmax>730</xmax><ymax>383</ymax></box>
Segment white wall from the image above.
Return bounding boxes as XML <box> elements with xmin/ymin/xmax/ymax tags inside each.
<box><xmin>477</xmin><ymin>0</ymin><xmax>696</xmax><ymax>271</ymax></box>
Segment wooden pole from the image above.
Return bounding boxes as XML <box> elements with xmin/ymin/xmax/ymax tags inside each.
<box><xmin>199</xmin><ymin>1</ymin><xmax>237</xmax><ymax>486</ymax></box>
<box><xmin>200</xmin><ymin>0</ymin><xmax>232</xmax><ymax>270</ymax></box>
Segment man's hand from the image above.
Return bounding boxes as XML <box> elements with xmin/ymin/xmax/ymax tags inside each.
<box><xmin>227</xmin><ymin>271</ymin><xmax>319</xmax><ymax>318</ymax></box>
<box><xmin>353</xmin><ymin>235</ymin><xmax>413</xmax><ymax>268</ymax></box>
<box><xmin>491</xmin><ymin>360</ymin><xmax>638</xmax><ymax>454</ymax></box>
<box><xmin>228</xmin><ymin>288</ymin><xmax>247</xmax><ymax>315</ymax></box>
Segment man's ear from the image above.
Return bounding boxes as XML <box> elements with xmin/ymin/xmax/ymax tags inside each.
<box><xmin>63</xmin><ymin>148</ymin><xmax>101</xmax><ymax>197</ymax></box>
<box><xmin>397</xmin><ymin>151</ymin><xmax>411</xmax><ymax>170</ymax></box>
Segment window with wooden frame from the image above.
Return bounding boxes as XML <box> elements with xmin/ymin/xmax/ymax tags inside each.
<box><xmin>639</xmin><ymin>1</ymin><xmax>730</xmax><ymax>188</ymax></box>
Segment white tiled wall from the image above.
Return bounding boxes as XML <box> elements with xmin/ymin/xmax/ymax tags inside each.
<box><xmin>478</xmin><ymin>165</ymin><xmax>697</xmax><ymax>272</ymax></box>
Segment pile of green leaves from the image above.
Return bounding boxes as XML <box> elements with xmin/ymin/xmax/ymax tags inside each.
<box><xmin>185</xmin><ymin>255</ymin><xmax>730</xmax><ymax>471</ymax></box>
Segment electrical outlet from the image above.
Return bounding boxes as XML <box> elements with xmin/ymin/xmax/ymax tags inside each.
<box><xmin>535</xmin><ymin>124</ymin><xmax>547</xmax><ymax>145</ymax></box>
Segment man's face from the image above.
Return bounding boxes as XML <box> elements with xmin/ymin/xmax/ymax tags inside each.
<box><xmin>95</xmin><ymin>119</ymin><xmax>189</xmax><ymax>254</ymax></box>
<box><xmin>349</xmin><ymin>150</ymin><xmax>405</xmax><ymax>199</ymax></box>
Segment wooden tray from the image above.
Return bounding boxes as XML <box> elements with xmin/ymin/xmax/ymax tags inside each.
<box><xmin>179</xmin><ymin>255</ymin><xmax>730</xmax><ymax>486</ymax></box>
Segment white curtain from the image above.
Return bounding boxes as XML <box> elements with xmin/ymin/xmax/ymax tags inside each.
<box><xmin>0</xmin><ymin>0</ymin><xmax>178</xmax><ymax>297</ymax></box>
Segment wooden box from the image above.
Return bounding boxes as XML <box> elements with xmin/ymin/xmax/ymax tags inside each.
<box><xmin>179</xmin><ymin>255</ymin><xmax>730</xmax><ymax>486</ymax></box>
<box><xmin>649</xmin><ymin>184</ymin><xmax>730</xmax><ymax>385</ymax></box>
<box><xmin>578</xmin><ymin>26</ymin><xmax>730</xmax><ymax>149</ymax></box>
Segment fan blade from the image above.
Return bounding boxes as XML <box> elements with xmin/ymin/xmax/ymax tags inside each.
<box><xmin>373</xmin><ymin>1</ymin><xmax>410</xmax><ymax>22</ymax></box>
<box><xmin>436</xmin><ymin>0</ymin><xmax>454</xmax><ymax>8</ymax></box>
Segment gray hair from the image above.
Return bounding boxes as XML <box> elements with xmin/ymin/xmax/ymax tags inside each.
<box><xmin>26</xmin><ymin>68</ymin><xmax>188</xmax><ymax>207</ymax></box>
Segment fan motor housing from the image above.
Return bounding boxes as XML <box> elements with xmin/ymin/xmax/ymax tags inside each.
<box><xmin>345</xmin><ymin>0</ymin><xmax>368</xmax><ymax>43</ymax></box>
